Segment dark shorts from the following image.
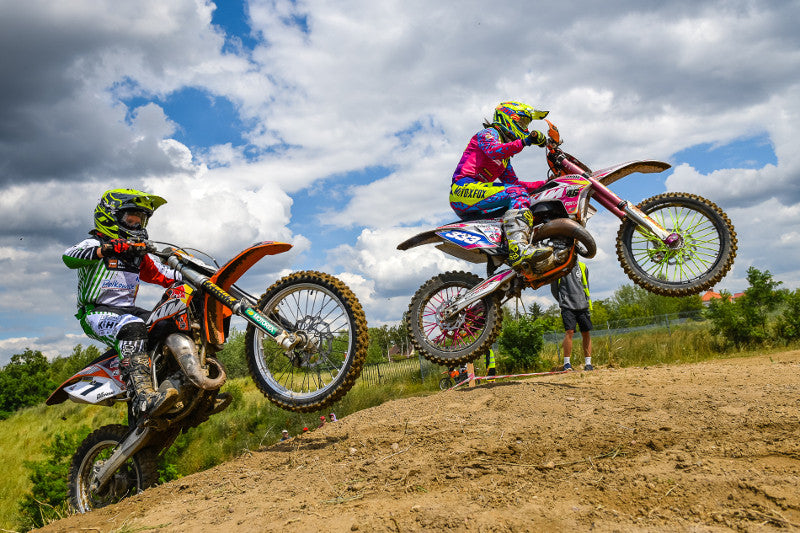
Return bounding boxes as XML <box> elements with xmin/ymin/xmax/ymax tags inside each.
<box><xmin>561</xmin><ymin>308</ymin><xmax>593</xmax><ymax>332</ymax></box>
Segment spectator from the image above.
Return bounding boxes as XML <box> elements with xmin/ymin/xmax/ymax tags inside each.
<box><xmin>550</xmin><ymin>261</ymin><xmax>594</xmax><ymax>371</ymax></box>
<box><xmin>329</xmin><ymin>412</ymin><xmax>338</xmax><ymax>422</ymax></box>
<box><xmin>485</xmin><ymin>348</ymin><xmax>497</xmax><ymax>382</ymax></box>
<box><xmin>318</xmin><ymin>415</ymin><xmax>327</xmax><ymax>428</ymax></box>
<box><xmin>280</xmin><ymin>429</ymin><xmax>290</xmax><ymax>441</ymax></box>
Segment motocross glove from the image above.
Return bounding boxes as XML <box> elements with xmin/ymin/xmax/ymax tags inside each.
<box><xmin>524</xmin><ymin>130</ymin><xmax>547</xmax><ymax>147</ymax></box>
<box><xmin>102</xmin><ymin>239</ymin><xmax>145</xmax><ymax>259</ymax></box>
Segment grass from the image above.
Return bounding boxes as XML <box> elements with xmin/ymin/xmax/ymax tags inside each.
<box><xmin>0</xmin><ymin>401</ymin><xmax>125</xmax><ymax>529</ymax></box>
<box><xmin>539</xmin><ymin>319</ymin><xmax>799</xmax><ymax>369</ymax></box>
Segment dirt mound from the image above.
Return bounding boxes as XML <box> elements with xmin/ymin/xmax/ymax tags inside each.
<box><xmin>38</xmin><ymin>351</ymin><xmax>800</xmax><ymax>532</ymax></box>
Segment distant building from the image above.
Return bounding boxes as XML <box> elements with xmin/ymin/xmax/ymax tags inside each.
<box><xmin>388</xmin><ymin>344</ymin><xmax>413</xmax><ymax>359</ymax></box>
<box><xmin>701</xmin><ymin>290</ymin><xmax>744</xmax><ymax>306</ymax></box>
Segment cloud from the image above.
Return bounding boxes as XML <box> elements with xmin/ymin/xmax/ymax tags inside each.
<box><xmin>1</xmin><ymin>0</ymin><xmax>799</xmax><ymax>361</ymax></box>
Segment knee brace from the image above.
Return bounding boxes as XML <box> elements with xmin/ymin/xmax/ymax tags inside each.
<box><xmin>117</xmin><ymin>322</ymin><xmax>148</xmax><ymax>360</ymax></box>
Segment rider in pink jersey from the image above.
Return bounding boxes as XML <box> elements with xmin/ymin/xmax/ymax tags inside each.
<box><xmin>450</xmin><ymin>101</ymin><xmax>552</xmax><ymax>269</ymax></box>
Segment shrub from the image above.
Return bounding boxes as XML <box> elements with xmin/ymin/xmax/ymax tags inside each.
<box><xmin>775</xmin><ymin>289</ymin><xmax>800</xmax><ymax>341</ymax></box>
<box><xmin>706</xmin><ymin>267</ymin><xmax>782</xmax><ymax>349</ymax></box>
<box><xmin>498</xmin><ymin>314</ymin><xmax>545</xmax><ymax>372</ymax></box>
<box><xmin>18</xmin><ymin>426</ymin><xmax>91</xmax><ymax>530</ymax></box>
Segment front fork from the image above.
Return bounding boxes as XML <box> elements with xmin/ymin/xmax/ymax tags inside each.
<box><xmin>553</xmin><ymin>152</ymin><xmax>682</xmax><ymax>248</ymax></box>
<box><xmin>166</xmin><ymin>257</ymin><xmax>316</xmax><ymax>354</ymax></box>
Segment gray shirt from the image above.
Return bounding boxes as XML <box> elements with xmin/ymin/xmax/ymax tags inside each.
<box><xmin>550</xmin><ymin>263</ymin><xmax>590</xmax><ymax>311</ymax></box>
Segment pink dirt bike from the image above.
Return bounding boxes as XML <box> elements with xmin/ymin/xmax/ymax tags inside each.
<box><xmin>398</xmin><ymin>120</ymin><xmax>737</xmax><ymax>366</ymax></box>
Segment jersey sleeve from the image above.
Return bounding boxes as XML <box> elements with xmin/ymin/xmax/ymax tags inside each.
<box><xmin>476</xmin><ymin>129</ymin><xmax>525</xmax><ymax>160</ymax></box>
<box><xmin>139</xmin><ymin>254</ymin><xmax>182</xmax><ymax>288</ymax></box>
<box><xmin>63</xmin><ymin>238</ymin><xmax>101</xmax><ymax>269</ymax></box>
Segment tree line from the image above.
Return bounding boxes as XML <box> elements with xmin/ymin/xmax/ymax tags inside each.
<box><xmin>2</xmin><ymin>266</ymin><xmax>798</xmax><ymax>420</ymax></box>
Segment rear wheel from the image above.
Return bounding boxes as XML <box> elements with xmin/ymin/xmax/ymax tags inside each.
<box><xmin>69</xmin><ymin>424</ymin><xmax>158</xmax><ymax>513</ymax></box>
<box><xmin>245</xmin><ymin>271</ymin><xmax>368</xmax><ymax>413</ymax></box>
<box><xmin>616</xmin><ymin>193</ymin><xmax>737</xmax><ymax>296</ymax></box>
<box><xmin>407</xmin><ymin>271</ymin><xmax>502</xmax><ymax>366</ymax></box>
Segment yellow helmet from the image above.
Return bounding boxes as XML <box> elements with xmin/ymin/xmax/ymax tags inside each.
<box><xmin>492</xmin><ymin>101</ymin><xmax>549</xmax><ymax>142</ymax></box>
<box><xmin>93</xmin><ymin>188</ymin><xmax>166</xmax><ymax>239</ymax></box>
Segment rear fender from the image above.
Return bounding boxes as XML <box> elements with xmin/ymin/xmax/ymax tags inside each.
<box><xmin>397</xmin><ymin>221</ymin><xmax>503</xmax><ymax>263</ymax></box>
<box><xmin>204</xmin><ymin>241</ymin><xmax>292</xmax><ymax>345</ymax></box>
<box><xmin>46</xmin><ymin>355</ymin><xmax>125</xmax><ymax>406</ymax></box>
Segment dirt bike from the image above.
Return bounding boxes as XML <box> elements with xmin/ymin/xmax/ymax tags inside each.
<box><xmin>47</xmin><ymin>240</ymin><xmax>368</xmax><ymax>512</ymax></box>
<box><xmin>438</xmin><ymin>366</ymin><xmax>470</xmax><ymax>390</ymax></box>
<box><xmin>399</xmin><ymin>120</ymin><xmax>737</xmax><ymax>366</ymax></box>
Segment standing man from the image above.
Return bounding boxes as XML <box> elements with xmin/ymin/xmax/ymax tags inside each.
<box><xmin>485</xmin><ymin>347</ymin><xmax>497</xmax><ymax>382</ymax></box>
<box><xmin>550</xmin><ymin>261</ymin><xmax>593</xmax><ymax>371</ymax></box>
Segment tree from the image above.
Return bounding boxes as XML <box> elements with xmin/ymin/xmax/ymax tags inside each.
<box><xmin>706</xmin><ymin>267</ymin><xmax>782</xmax><ymax>348</ymax></box>
<box><xmin>0</xmin><ymin>349</ymin><xmax>56</xmax><ymax>418</ymax></box>
<box><xmin>215</xmin><ymin>329</ymin><xmax>248</xmax><ymax>379</ymax></box>
<box><xmin>775</xmin><ymin>288</ymin><xmax>800</xmax><ymax>341</ymax></box>
<box><xmin>606</xmin><ymin>285</ymin><xmax>702</xmax><ymax>324</ymax></box>
<box><xmin>366</xmin><ymin>325</ymin><xmax>392</xmax><ymax>364</ymax></box>
<box><xmin>48</xmin><ymin>344</ymin><xmax>103</xmax><ymax>386</ymax></box>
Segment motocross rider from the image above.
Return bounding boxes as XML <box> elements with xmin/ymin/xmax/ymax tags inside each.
<box><xmin>450</xmin><ymin>101</ymin><xmax>552</xmax><ymax>269</ymax></box>
<box><xmin>63</xmin><ymin>189</ymin><xmax>180</xmax><ymax>418</ymax></box>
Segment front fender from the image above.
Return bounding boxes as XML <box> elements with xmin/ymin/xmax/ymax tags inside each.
<box><xmin>205</xmin><ymin>241</ymin><xmax>292</xmax><ymax>345</ymax></box>
<box><xmin>594</xmin><ymin>160</ymin><xmax>671</xmax><ymax>187</ymax></box>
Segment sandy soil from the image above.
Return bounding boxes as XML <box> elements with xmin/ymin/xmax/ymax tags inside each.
<box><xmin>37</xmin><ymin>351</ymin><xmax>800</xmax><ymax>533</ymax></box>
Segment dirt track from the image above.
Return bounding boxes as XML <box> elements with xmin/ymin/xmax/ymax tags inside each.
<box><xmin>38</xmin><ymin>351</ymin><xmax>800</xmax><ymax>532</ymax></box>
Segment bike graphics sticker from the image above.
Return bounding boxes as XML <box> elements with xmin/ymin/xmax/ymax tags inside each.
<box><xmin>475</xmin><ymin>224</ymin><xmax>503</xmax><ymax>244</ymax></box>
<box><xmin>437</xmin><ymin>229</ymin><xmax>492</xmax><ymax>249</ymax></box>
<box><xmin>244</xmin><ymin>307</ymin><xmax>280</xmax><ymax>336</ymax></box>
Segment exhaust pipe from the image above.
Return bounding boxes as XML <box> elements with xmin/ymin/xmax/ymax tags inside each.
<box><xmin>164</xmin><ymin>333</ymin><xmax>227</xmax><ymax>390</ymax></box>
<box><xmin>532</xmin><ymin>218</ymin><xmax>597</xmax><ymax>259</ymax></box>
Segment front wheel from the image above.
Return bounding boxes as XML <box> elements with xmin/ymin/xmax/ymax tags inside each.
<box><xmin>407</xmin><ymin>271</ymin><xmax>502</xmax><ymax>366</ymax></box>
<box><xmin>69</xmin><ymin>424</ymin><xmax>158</xmax><ymax>513</ymax></box>
<box><xmin>616</xmin><ymin>193</ymin><xmax>737</xmax><ymax>296</ymax></box>
<box><xmin>245</xmin><ymin>271</ymin><xmax>368</xmax><ymax>413</ymax></box>
<box><xmin>439</xmin><ymin>377</ymin><xmax>454</xmax><ymax>390</ymax></box>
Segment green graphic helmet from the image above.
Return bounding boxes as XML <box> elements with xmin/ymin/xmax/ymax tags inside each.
<box><xmin>93</xmin><ymin>188</ymin><xmax>167</xmax><ymax>240</ymax></box>
<box><xmin>492</xmin><ymin>101</ymin><xmax>549</xmax><ymax>142</ymax></box>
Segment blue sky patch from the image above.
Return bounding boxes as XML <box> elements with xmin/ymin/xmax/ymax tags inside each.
<box><xmin>288</xmin><ymin>166</ymin><xmax>394</xmax><ymax>268</ymax></box>
<box><xmin>121</xmin><ymin>88</ymin><xmax>251</xmax><ymax>154</ymax></box>
<box><xmin>211</xmin><ymin>0</ymin><xmax>259</xmax><ymax>52</ymax></box>
<box><xmin>672</xmin><ymin>133</ymin><xmax>776</xmax><ymax>174</ymax></box>
<box><xmin>604</xmin><ymin>133</ymin><xmax>778</xmax><ymax>204</ymax></box>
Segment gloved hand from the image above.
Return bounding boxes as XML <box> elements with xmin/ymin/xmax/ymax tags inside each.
<box><xmin>102</xmin><ymin>239</ymin><xmax>145</xmax><ymax>259</ymax></box>
<box><xmin>524</xmin><ymin>130</ymin><xmax>547</xmax><ymax>147</ymax></box>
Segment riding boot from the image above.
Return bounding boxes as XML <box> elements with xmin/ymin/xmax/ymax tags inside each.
<box><xmin>119</xmin><ymin>338</ymin><xmax>178</xmax><ymax>418</ymax></box>
<box><xmin>503</xmin><ymin>208</ymin><xmax>553</xmax><ymax>269</ymax></box>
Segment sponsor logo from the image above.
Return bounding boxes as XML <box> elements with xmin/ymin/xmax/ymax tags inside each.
<box><xmin>100</xmin><ymin>279</ymin><xmax>137</xmax><ymax>291</ymax></box>
<box><xmin>451</xmin><ymin>185</ymin><xmax>488</xmax><ymax>200</ymax></box>
<box><xmin>443</xmin><ymin>230</ymin><xmax>483</xmax><ymax>246</ymax></box>
<box><xmin>245</xmin><ymin>308</ymin><xmax>279</xmax><ymax>335</ymax></box>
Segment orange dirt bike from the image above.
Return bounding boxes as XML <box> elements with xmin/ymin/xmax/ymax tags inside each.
<box><xmin>398</xmin><ymin>120</ymin><xmax>736</xmax><ymax>366</ymax></box>
<box><xmin>47</xmin><ymin>240</ymin><xmax>368</xmax><ymax>512</ymax></box>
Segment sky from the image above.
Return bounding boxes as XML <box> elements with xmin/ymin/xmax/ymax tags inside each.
<box><xmin>1</xmin><ymin>0</ymin><xmax>798</xmax><ymax>366</ymax></box>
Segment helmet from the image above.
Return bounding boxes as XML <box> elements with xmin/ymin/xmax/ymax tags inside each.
<box><xmin>492</xmin><ymin>101</ymin><xmax>549</xmax><ymax>142</ymax></box>
<box><xmin>93</xmin><ymin>188</ymin><xmax>167</xmax><ymax>240</ymax></box>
